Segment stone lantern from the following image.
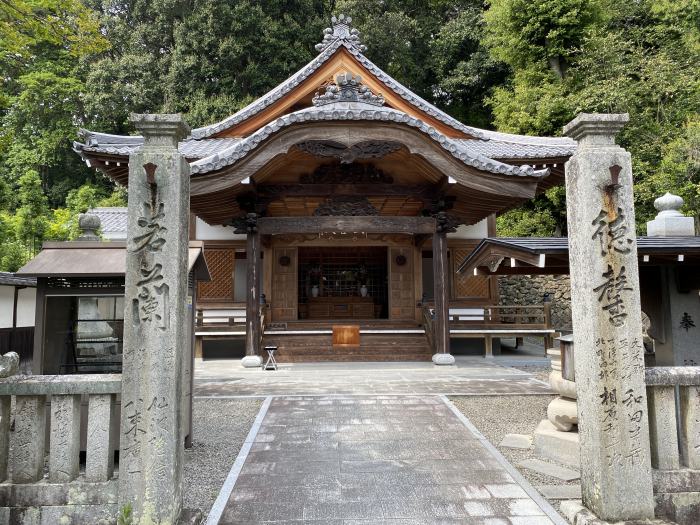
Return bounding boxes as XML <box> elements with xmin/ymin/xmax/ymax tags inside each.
<box><xmin>533</xmin><ymin>335</ymin><xmax>580</xmax><ymax>467</ymax></box>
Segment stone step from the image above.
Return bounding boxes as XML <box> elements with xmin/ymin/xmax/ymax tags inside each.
<box><xmin>517</xmin><ymin>458</ymin><xmax>580</xmax><ymax>481</ymax></box>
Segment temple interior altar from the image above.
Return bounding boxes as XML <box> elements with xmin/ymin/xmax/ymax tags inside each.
<box><xmin>297</xmin><ymin>246</ymin><xmax>388</xmax><ymax>319</ymax></box>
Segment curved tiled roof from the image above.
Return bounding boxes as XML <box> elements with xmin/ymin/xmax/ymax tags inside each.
<box><xmin>456</xmin><ymin>139</ymin><xmax>574</xmax><ymax>161</ymax></box>
<box><xmin>188</xmin><ymin>102</ymin><xmax>549</xmax><ymax>178</ymax></box>
<box><xmin>187</xmin><ymin>39</ymin><xmax>497</xmax><ymax>141</ymax></box>
<box><xmin>76</xmin><ymin>131</ymin><xmax>239</xmax><ymax>158</ymax></box>
<box><xmin>73</xmin><ymin>16</ymin><xmax>575</xmax><ymax>172</ymax></box>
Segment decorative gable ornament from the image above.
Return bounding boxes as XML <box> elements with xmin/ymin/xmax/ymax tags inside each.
<box><xmin>312</xmin><ymin>73</ymin><xmax>385</xmax><ymax>107</ymax></box>
<box><xmin>315</xmin><ymin>14</ymin><xmax>366</xmax><ymax>53</ymax></box>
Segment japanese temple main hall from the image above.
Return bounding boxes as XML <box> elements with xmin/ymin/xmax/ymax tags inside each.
<box><xmin>72</xmin><ymin>15</ymin><xmax>576</xmax><ymax>366</ymax></box>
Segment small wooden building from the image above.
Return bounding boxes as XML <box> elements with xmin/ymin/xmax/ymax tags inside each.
<box><xmin>458</xmin><ymin>235</ymin><xmax>700</xmax><ymax>365</ymax></box>
<box><xmin>17</xmin><ymin>239</ymin><xmax>210</xmax><ymax>375</ymax></box>
<box><xmin>72</xmin><ymin>16</ymin><xmax>576</xmax><ymax>363</ymax></box>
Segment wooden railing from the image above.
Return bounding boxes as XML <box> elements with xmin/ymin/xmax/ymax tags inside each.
<box><xmin>195</xmin><ymin>309</ymin><xmax>247</xmax><ymax>329</ymax></box>
<box><xmin>448</xmin><ymin>304</ymin><xmax>552</xmax><ymax>329</ymax></box>
<box><xmin>421</xmin><ymin>305</ymin><xmax>436</xmax><ymax>354</ymax></box>
<box><xmin>645</xmin><ymin>367</ymin><xmax>700</xmax><ymax>470</ymax></box>
<box><xmin>259</xmin><ymin>304</ymin><xmax>269</xmax><ymax>350</ymax></box>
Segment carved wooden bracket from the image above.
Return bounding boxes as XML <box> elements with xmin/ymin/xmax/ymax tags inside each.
<box><xmin>313</xmin><ymin>196</ymin><xmax>379</xmax><ymax>216</ymax></box>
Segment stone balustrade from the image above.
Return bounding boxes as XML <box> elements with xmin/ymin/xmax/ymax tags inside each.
<box><xmin>645</xmin><ymin>366</ymin><xmax>700</xmax><ymax>524</ymax></box>
<box><xmin>0</xmin><ymin>373</ymin><xmax>121</xmax><ymax>521</ymax></box>
<box><xmin>645</xmin><ymin>367</ymin><xmax>700</xmax><ymax>470</ymax></box>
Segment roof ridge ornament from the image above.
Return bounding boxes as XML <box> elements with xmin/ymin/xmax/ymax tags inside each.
<box><xmin>315</xmin><ymin>14</ymin><xmax>366</xmax><ymax>53</ymax></box>
<box><xmin>312</xmin><ymin>72</ymin><xmax>385</xmax><ymax>107</ymax></box>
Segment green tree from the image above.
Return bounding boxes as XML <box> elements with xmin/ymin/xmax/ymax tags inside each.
<box><xmin>486</xmin><ymin>0</ymin><xmax>700</xmax><ymax>234</ymax></box>
<box><xmin>14</xmin><ymin>170</ymin><xmax>49</xmax><ymax>257</ymax></box>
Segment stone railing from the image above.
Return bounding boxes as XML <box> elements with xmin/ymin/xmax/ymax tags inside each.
<box><xmin>645</xmin><ymin>366</ymin><xmax>700</xmax><ymax>524</ymax></box>
<box><xmin>0</xmin><ymin>372</ymin><xmax>121</xmax><ymax>520</ymax></box>
<box><xmin>646</xmin><ymin>367</ymin><xmax>700</xmax><ymax>470</ymax></box>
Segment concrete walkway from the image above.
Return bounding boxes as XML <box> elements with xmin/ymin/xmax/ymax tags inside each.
<box><xmin>208</xmin><ymin>395</ymin><xmax>565</xmax><ymax>524</ymax></box>
<box><xmin>194</xmin><ymin>357</ymin><xmax>551</xmax><ymax>397</ymax></box>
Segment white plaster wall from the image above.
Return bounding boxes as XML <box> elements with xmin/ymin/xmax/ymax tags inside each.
<box><xmin>0</xmin><ymin>286</ymin><xmax>35</xmax><ymax>328</ymax></box>
<box><xmin>0</xmin><ymin>286</ymin><xmax>13</xmax><ymax>328</ymax></box>
<box><xmin>16</xmin><ymin>288</ymin><xmax>36</xmax><ymax>327</ymax></box>
<box><xmin>195</xmin><ymin>217</ymin><xmax>246</xmax><ymax>241</ymax></box>
<box><xmin>447</xmin><ymin>218</ymin><xmax>488</xmax><ymax>239</ymax></box>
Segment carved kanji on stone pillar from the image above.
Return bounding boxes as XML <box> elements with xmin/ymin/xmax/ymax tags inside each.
<box><xmin>563</xmin><ymin>113</ymin><xmax>654</xmax><ymax>521</ymax></box>
<box><xmin>120</xmin><ymin>114</ymin><xmax>190</xmax><ymax>524</ymax></box>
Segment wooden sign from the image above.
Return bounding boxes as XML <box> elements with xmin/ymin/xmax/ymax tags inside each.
<box><xmin>332</xmin><ymin>325</ymin><xmax>360</xmax><ymax>347</ymax></box>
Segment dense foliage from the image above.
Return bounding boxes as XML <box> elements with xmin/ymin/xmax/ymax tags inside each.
<box><xmin>0</xmin><ymin>0</ymin><xmax>698</xmax><ymax>269</ymax></box>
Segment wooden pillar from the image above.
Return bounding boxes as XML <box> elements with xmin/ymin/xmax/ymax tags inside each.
<box><xmin>432</xmin><ymin>230</ymin><xmax>454</xmax><ymax>365</ymax></box>
<box><xmin>242</xmin><ymin>213</ymin><xmax>263</xmax><ymax>367</ymax></box>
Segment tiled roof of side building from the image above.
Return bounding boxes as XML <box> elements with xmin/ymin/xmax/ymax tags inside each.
<box><xmin>0</xmin><ymin>272</ymin><xmax>37</xmax><ymax>287</ymax></box>
<box><xmin>89</xmin><ymin>207</ymin><xmax>128</xmax><ymax>237</ymax></box>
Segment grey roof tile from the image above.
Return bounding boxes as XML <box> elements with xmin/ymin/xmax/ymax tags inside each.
<box><xmin>89</xmin><ymin>207</ymin><xmax>128</xmax><ymax>236</ymax></box>
<box><xmin>188</xmin><ymin>102</ymin><xmax>550</xmax><ymax>178</ymax></box>
<box><xmin>0</xmin><ymin>272</ymin><xmax>36</xmax><ymax>287</ymax></box>
<box><xmin>75</xmin><ymin>133</ymin><xmax>239</xmax><ymax>159</ymax></box>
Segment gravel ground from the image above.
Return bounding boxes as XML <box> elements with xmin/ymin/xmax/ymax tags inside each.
<box><xmin>512</xmin><ymin>365</ymin><xmax>551</xmax><ymax>383</ymax></box>
<box><xmin>183</xmin><ymin>398</ymin><xmax>263</xmax><ymax>515</ymax></box>
<box><xmin>450</xmin><ymin>394</ymin><xmax>580</xmax><ymax>514</ymax></box>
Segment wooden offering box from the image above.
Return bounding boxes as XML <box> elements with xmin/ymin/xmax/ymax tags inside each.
<box><xmin>332</xmin><ymin>325</ymin><xmax>360</xmax><ymax>347</ymax></box>
<box><xmin>307</xmin><ymin>296</ymin><xmax>375</xmax><ymax>319</ymax></box>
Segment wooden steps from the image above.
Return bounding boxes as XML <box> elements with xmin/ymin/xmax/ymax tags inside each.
<box><xmin>262</xmin><ymin>332</ymin><xmax>432</xmax><ymax>362</ymax></box>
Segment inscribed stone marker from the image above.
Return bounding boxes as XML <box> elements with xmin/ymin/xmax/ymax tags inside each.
<box><xmin>563</xmin><ymin>113</ymin><xmax>654</xmax><ymax>521</ymax></box>
<box><xmin>119</xmin><ymin>114</ymin><xmax>191</xmax><ymax>524</ymax></box>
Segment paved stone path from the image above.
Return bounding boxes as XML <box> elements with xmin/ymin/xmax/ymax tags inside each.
<box><xmin>195</xmin><ymin>358</ymin><xmax>551</xmax><ymax>397</ymax></box>
<box><xmin>214</xmin><ymin>395</ymin><xmax>563</xmax><ymax>524</ymax></box>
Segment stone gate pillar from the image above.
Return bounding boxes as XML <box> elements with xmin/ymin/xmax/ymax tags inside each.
<box><xmin>563</xmin><ymin>113</ymin><xmax>654</xmax><ymax>520</ymax></box>
<box><xmin>120</xmin><ymin>114</ymin><xmax>191</xmax><ymax>524</ymax></box>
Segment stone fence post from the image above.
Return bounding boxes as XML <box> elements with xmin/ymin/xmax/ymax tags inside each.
<box><xmin>563</xmin><ymin>113</ymin><xmax>654</xmax><ymax>521</ymax></box>
<box><xmin>119</xmin><ymin>114</ymin><xmax>191</xmax><ymax>524</ymax></box>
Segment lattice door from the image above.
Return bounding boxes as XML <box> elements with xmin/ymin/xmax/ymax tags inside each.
<box><xmin>389</xmin><ymin>247</ymin><xmax>415</xmax><ymax>320</ymax></box>
<box><xmin>271</xmin><ymin>248</ymin><xmax>297</xmax><ymax>321</ymax></box>
<box><xmin>197</xmin><ymin>248</ymin><xmax>235</xmax><ymax>302</ymax></box>
<box><xmin>452</xmin><ymin>247</ymin><xmax>490</xmax><ymax>299</ymax></box>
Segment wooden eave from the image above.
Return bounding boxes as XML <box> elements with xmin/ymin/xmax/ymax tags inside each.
<box><xmin>458</xmin><ymin>237</ymin><xmax>700</xmax><ymax>276</ymax></box>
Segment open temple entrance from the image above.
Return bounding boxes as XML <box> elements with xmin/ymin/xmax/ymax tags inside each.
<box><xmin>297</xmin><ymin>246</ymin><xmax>388</xmax><ymax>320</ymax></box>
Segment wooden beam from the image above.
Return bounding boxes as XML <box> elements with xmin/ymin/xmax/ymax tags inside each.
<box><xmin>245</xmin><ymin>228</ymin><xmax>262</xmax><ymax>358</ymax></box>
<box><xmin>256</xmin><ymin>183</ymin><xmax>436</xmax><ymax>198</ymax></box>
<box><xmin>257</xmin><ymin>216</ymin><xmax>436</xmax><ymax>235</ymax></box>
<box><xmin>474</xmin><ymin>266</ymin><xmax>570</xmax><ymax>276</ymax></box>
<box><xmin>432</xmin><ymin>232</ymin><xmax>450</xmax><ymax>355</ymax></box>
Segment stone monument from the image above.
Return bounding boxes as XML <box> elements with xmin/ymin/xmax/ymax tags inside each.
<box><xmin>119</xmin><ymin>114</ymin><xmax>190</xmax><ymax>524</ymax></box>
<box><xmin>563</xmin><ymin>113</ymin><xmax>654</xmax><ymax>521</ymax></box>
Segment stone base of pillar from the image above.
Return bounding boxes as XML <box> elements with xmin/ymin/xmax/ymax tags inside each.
<box><xmin>241</xmin><ymin>355</ymin><xmax>263</xmax><ymax>368</ymax></box>
<box><xmin>432</xmin><ymin>353</ymin><xmax>455</xmax><ymax>365</ymax></box>
<box><xmin>533</xmin><ymin>419</ymin><xmax>580</xmax><ymax>468</ymax></box>
<box><xmin>547</xmin><ymin>396</ymin><xmax>578</xmax><ymax>431</ymax></box>
<box><xmin>561</xmin><ymin>500</ymin><xmax>673</xmax><ymax>525</ymax></box>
